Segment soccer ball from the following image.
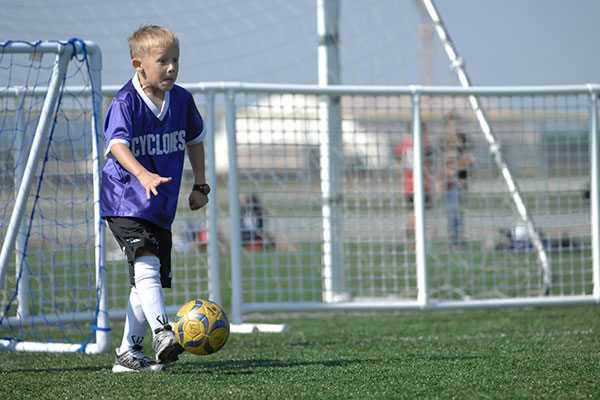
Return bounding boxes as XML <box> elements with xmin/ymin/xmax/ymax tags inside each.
<box><xmin>173</xmin><ymin>299</ymin><xmax>230</xmax><ymax>355</ymax></box>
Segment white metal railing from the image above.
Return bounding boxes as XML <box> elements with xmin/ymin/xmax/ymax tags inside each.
<box><xmin>178</xmin><ymin>82</ymin><xmax>600</xmax><ymax>322</ymax></box>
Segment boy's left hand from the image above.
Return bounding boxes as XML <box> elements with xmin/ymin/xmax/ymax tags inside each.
<box><xmin>189</xmin><ymin>190</ymin><xmax>208</xmax><ymax>210</ymax></box>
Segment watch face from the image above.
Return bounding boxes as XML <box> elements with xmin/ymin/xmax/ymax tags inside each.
<box><xmin>195</xmin><ymin>184</ymin><xmax>210</xmax><ymax>194</ymax></box>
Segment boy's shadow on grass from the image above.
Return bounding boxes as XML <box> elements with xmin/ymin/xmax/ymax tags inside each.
<box><xmin>167</xmin><ymin>336</ymin><xmax>488</xmax><ymax>375</ymax></box>
<box><xmin>173</xmin><ymin>358</ymin><xmax>357</xmax><ymax>375</ymax></box>
<box><xmin>172</xmin><ymin>354</ymin><xmax>487</xmax><ymax>375</ymax></box>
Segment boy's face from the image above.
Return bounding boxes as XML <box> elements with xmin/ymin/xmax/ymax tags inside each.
<box><xmin>133</xmin><ymin>41</ymin><xmax>179</xmax><ymax>95</ymax></box>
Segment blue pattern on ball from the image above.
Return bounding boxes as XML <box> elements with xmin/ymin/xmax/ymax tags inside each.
<box><xmin>175</xmin><ymin>298</ymin><xmax>230</xmax><ymax>355</ymax></box>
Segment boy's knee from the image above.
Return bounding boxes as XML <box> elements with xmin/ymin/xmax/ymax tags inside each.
<box><xmin>133</xmin><ymin>256</ymin><xmax>161</xmax><ymax>283</ymax></box>
<box><xmin>135</xmin><ymin>247</ymin><xmax>157</xmax><ymax>258</ymax></box>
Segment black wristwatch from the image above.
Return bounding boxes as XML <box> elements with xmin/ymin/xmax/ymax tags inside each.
<box><xmin>192</xmin><ymin>183</ymin><xmax>211</xmax><ymax>195</ymax></box>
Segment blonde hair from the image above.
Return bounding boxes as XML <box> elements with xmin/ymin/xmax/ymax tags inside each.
<box><xmin>128</xmin><ymin>25</ymin><xmax>179</xmax><ymax>59</ymax></box>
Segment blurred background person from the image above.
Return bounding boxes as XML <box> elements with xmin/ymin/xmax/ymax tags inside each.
<box><xmin>440</xmin><ymin>111</ymin><xmax>473</xmax><ymax>248</ymax></box>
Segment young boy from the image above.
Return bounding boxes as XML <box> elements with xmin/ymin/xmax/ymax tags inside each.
<box><xmin>101</xmin><ymin>25</ymin><xmax>210</xmax><ymax>372</ymax></box>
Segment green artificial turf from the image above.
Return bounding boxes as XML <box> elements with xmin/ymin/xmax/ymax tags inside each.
<box><xmin>1</xmin><ymin>304</ymin><xmax>599</xmax><ymax>399</ymax></box>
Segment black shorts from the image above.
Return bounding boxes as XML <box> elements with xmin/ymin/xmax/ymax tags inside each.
<box><xmin>106</xmin><ymin>217</ymin><xmax>172</xmax><ymax>288</ymax></box>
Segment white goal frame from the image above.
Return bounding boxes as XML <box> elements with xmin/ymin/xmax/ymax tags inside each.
<box><xmin>0</xmin><ymin>40</ymin><xmax>108</xmax><ymax>353</ymax></box>
<box><xmin>193</xmin><ymin>81</ymin><xmax>600</xmax><ymax>321</ymax></box>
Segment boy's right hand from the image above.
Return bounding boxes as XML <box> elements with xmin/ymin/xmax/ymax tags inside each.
<box><xmin>109</xmin><ymin>143</ymin><xmax>171</xmax><ymax>199</ymax></box>
<box><xmin>137</xmin><ymin>170</ymin><xmax>172</xmax><ymax>200</ymax></box>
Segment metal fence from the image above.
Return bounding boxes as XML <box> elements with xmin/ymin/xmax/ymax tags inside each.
<box><xmin>127</xmin><ymin>82</ymin><xmax>599</xmax><ymax>324</ymax></box>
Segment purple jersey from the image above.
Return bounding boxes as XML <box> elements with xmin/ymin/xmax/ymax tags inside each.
<box><xmin>101</xmin><ymin>73</ymin><xmax>205</xmax><ymax>230</ymax></box>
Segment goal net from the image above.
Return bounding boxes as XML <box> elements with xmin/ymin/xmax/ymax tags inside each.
<box><xmin>0</xmin><ymin>40</ymin><xmax>108</xmax><ymax>353</ymax></box>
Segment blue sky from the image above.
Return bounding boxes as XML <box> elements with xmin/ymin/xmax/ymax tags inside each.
<box><xmin>2</xmin><ymin>0</ymin><xmax>599</xmax><ymax>87</ymax></box>
<box><xmin>437</xmin><ymin>0</ymin><xmax>600</xmax><ymax>86</ymax></box>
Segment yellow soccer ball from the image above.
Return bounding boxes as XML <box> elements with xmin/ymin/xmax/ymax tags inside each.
<box><xmin>173</xmin><ymin>299</ymin><xmax>230</xmax><ymax>355</ymax></box>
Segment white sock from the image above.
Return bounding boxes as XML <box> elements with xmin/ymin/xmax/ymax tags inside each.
<box><xmin>119</xmin><ymin>286</ymin><xmax>149</xmax><ymax>353</ymax></box>
<box><xmin>133</xmin><ymin>255</ymin><xmax>169</xmax><ymax>336</ymax></box>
